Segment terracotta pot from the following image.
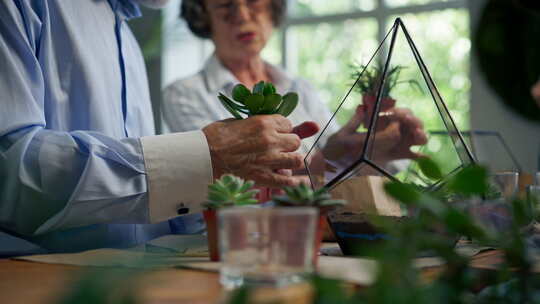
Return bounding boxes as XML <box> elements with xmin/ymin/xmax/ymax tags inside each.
<box><xmin>313</xmin><ymin>214</ymin><xmax>326</xmax><ymax>265</ymax></box>
<box><xmin>255</xmin><ymin>186</ymin><xmax>271</xmax><ymax>203</ymax></box>
<box><xmin>203</xmin><ymin>209</ymin><xmax>219</xmax><ymax>261</ymax></box>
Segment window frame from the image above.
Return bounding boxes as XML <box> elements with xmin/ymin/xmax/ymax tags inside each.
<box><xmin>279</xmin><ymin>0</ymin><xmax>468</xmax><ymax>70</ymax></box>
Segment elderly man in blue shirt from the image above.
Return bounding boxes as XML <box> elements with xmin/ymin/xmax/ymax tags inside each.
<box><xmin>0</xmin><ymin>0</ymin><xmax>319</xmax><ymax>256</ymax></box>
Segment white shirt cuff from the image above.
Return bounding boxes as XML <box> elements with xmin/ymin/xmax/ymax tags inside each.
<box><xmin>140</xmin><ymin>131</ymin><xmax>213</xmax><ymax>223</ymax></box>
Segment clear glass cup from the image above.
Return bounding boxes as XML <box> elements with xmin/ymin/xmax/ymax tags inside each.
<box><xmin>491</xmin><ymin>171</ymin><xmax>519</xmax><ymax>201</ymax></box>
<box><xmin>218</xmin><ymin>207</ymin><xmax>318</xmax><ymax>289</ymax></box>
<box><xmin>527</xmin><ymin>185</ymin><xmax>540</xmax><ymax>220</ymax></box>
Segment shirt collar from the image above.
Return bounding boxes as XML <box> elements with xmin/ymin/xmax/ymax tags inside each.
<box><xmin>203</xmin><ymin>54</ymin><xmax>237</xmax><ymax>93</ymax></box>
<box><xmin>203</xmin><ymin>54</ymin><xmax>294</xmax><ymax>93</ymax></box>
<box><xmin>107</xmin><ymin>0</ymin><xmax>142</xmax><ymax>20</ymax></box>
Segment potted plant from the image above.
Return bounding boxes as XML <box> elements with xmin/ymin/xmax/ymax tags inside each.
<box><xmin>218</xmin><ymin>81</ymin><xmax>298</xmax><ymax>119</ymax></box>
<box><xmin>203</xmin><ymin>174</ymin><xmax>259</xmax><ymax>261</ymax></box>
<box><xmin>351</xmin><ymin>63</ymin><xmax>420</xmax><ymax>126</ymax></box>
<box><xmin>272</xmin><ymin>184</ymin><xmax>347</xmax><ymax>264</ymax></box>
<box><xmin>217</xmin><ymin>81</ymin><xmax>299</xmax><ymax>203</ymax></box>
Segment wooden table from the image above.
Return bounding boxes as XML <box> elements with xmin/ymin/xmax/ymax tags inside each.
<box><xmin>0</xmin><ymin>250</ymin><xmax>505</xmax><ymax>304</ymax></box>
<box><xmin>0</xmin><ymin>259</ymin><xmax>224</xmax><ymax>304</ymax></box>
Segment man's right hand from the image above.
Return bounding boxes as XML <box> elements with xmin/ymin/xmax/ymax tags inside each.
<box><xmin>202</xmin><ymin>115</ymin><xmax>319</xmax><ymax>188</ymax></box>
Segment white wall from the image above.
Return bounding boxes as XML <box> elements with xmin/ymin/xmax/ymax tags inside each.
<box><xmin>161</xmin><ymin>0</ymin><xmax>214</xmax><ymax>88</ymax></box>
<box><xmin>469</xmin><ymin>0</ymin><xmax>540</xmax><ymax>174</ymax></box>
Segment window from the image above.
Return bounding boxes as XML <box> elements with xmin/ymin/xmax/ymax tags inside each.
<box><xmin>269</xmin><ymin>0</ymin><xmax>470</xmax><ymax>128</ymax></box>
<box><xmin>162</xmin><ymin>0</ymin><xmax>470</xmax><ymax>129</ymax></box>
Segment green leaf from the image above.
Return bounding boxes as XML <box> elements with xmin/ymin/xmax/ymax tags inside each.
<box><xmin>384</xmin><ymin>182</ymin><xmax>421</xmax><ymax>205</ymax></box>
<box><xmin>416</xmin><ymin>157</ymin><xmax>443</xmax><ymax>180</ymax></box>
<box><xmin>263</xmin><ymin>82</ymin><xmax>276</xmax><ymax>96</ymax></box>
<box><xmin>252</xmin><ymin>81</ymin><xmax>265</xmax><ymax>95</ymax></box>
<box><xmin>245</xmin><ymin>94</ymin><xmax>265</xmax><ymax>114</ymax></box>
<box><xmin>239</xmin><ymin>180</ymin><xmax>255</xmax><ymax>192</ymax></box>
<box><xmin>261</xmin><ymin>94</ymin><xmax>282</xmax><ymax>113</ymax></box>
<box><xmin>206</xmin><ymin>175</ymin><xmax>259</xmax><ymax>209</ymax></box>
<box><xmin>225</xmin><ymin>98</ymin><xmax>250</xmax><ymax>113</ymax></box>
<box><xmin>236</xmin><ymin>190</ymin><xmax>258</xmax><ymax>201</ymax></box>
<box><xmin>207</xmin><ymin>192</ymin><xmax>227</xmax><ymax>202</ymax></box>
<box><xmin>232</xmin><ymin>84</ymin><xmax>251</xmax><ymax>103</ymax></box>
<box><xmin>276</xmin><ymin>92</ymin><xmax>298</xmax><ymax>117</ymax></box>
<box><xmin>319</xmin><ymin>199</ymin><xmax>347</xmax><ymax>207</ymax></box>
<box><xmin>311</xmin><ymin>276</ymin><xmax>350</xmax><ymax>303</ymax></box>
<box><xmin>236</xmin><ymin>199</ymin><xmax>258</xmax><ymax>206</ymax></box>
<box><xmin>218</xmin><ymin>94</ymin><xmax>243</xmax><ymax>119</ymax></box>
<box><xmin>447</xmin><ymin>165</ymin><xmax>489</xmax><ymax>195</ymax></box>
<box><xmin>228</xmin><ymin>286</ymin><xmax>250</xmax><ymax>304</ymax></box>
<box><xmin>221</xmin><ymin>95</ymin><xmax>250</xmax><ymax>112</ymax></box>
<box><xmin>443</xmin><ymin>209</ymin><xmax>486</xmax><ymax>240</ymax></box>
<box><xmin>511</xmin><ymin>199</ymin><xmax>534</xmax><ymax>227</ymax></box>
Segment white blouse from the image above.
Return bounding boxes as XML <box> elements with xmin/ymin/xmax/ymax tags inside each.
<box><xmin>162</xmin><ymin>54</ymin><xmax>340</xmax><ymax>154</ymax></box>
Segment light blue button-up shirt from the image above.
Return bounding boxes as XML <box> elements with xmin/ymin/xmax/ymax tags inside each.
<box><xmin>0</xmin><ymin>0</ymin><xmax>202</xmax><ymax>256</ymax></box>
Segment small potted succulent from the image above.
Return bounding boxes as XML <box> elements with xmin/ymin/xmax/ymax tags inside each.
<box><xmin>203</xmin><ymin>174</ymin><xmax>259</xmax><ymax>261</ymax></box>
<box><xmin>218</xmin><ymin>81</ymin><xmax>299</xmax><ymax>202</ymax></box>
<box><xmin>351</xmin><ymin>63</ymin><xmax>420</xmax><ymax>126</ymax></box>
<box><xmin>272</xmin><ymin>184</ymin><xmax>347</xmax><ymax>264</ymax></box>
<box><xmin>218</xmin><ymin>81</ymin><xmax>298</xmax><ymax>119</ymax></box>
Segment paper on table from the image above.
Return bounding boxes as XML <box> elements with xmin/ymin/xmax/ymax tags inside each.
<box><xmin>173</xmin><ymin>256</ymin><xmax>379</xmax><ymax>286</ymax></box>
<box><xmin>317</xmin><ymin>256</ymin><xmax>377</xmax><ymax>285</ymax></box>
<box><xmin>455</xmin><ymin>242</ymin><xmax>495</xmax><ymax>258</ymax></box>
<box><xmin>13</xmin><ymin>236</ymin><xmax>446</xmax><ymax>286</ymax></box>
<box><xmin>15</xmin><ymin>248</ymin><xmax>208</xmax><ymax>268</ymax></box>
<box><xmin>144</xmin><ymin>234</ymin><xmax>208</xmax><ymax>256</ymax></box>
<box><xmin>14</xmin><ymin>234</ymin><xmax>210</xmax><ymax>268</ymax></box>
<box><xmin>176</xmin><ymin>255</ymin><xmax>445</xmax><ymax>286</ymax></box>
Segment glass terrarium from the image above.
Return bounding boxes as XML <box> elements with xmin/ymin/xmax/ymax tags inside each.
<box><xmin>305</xmin><ymin>17</ymin><xmax>475</xmax><ymax>192</ymax></box>
<box><xmin>304</xmin><ymin>18</ymin><xmax>476</xmax><ymax>255</ymax></box>
<box><xmin>403</xmin><ymin>130</ymin><xmax>521</xmax><ymax>183</ymax></box>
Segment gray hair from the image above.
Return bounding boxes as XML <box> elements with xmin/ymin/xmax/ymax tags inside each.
<box><xmin>180</xmin><ymin>0</ymin><xmax>287</xmax><ymax>39</ymax></box>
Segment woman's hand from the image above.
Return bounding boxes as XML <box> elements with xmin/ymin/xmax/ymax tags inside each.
<box><xmin>322</xmin><ymin>104</ymin><xmax>427</xmax><ymax>163</ymax></box>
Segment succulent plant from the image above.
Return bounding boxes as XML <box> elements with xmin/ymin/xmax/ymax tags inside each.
<box><xmin>351</xmin><ymin>63</ymin><xmax>422</xmax><ymax>98</ymax></box>
<box><xmin>272</xmin><ymin>183</ymin><xmax>346</xmax><ymax>208</ymax></box>
<box><xmin>218</xmin><ymin>81</ymin><xmax>298</xmax><ymax>119</ymax></box>
<box><xmin>204</xmin><ymin>174</ymin><xmax>259</xmax><ymax>210</ymax></box>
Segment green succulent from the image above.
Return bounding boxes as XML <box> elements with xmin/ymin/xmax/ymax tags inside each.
<box><xmin>204</xmin><ymin>174</ymin><xmax>259</xmax><ymax>210</ymax></box>
<box><xmin>272</xmin><ymin>183</ymin><xmax>346</xmax><ymax>208</ymax></box>
<box><xmin>218</xmin><ymin>81</ymin><xmax>298</xmax><ymax>119</ymax></box>
<box><xmin>351</xmin><ymin>63</ymin><xmax>422</xmax><ymax>98</ymax></box>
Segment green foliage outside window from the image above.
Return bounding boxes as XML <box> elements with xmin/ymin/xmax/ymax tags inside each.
<box><xmin>263</xmin><ymin>8</ymin><xmax>470</xmax><ymax>134</ymax></box>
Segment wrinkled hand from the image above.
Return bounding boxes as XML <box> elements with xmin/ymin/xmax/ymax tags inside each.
<box><xmin>374</xmin><ymin>107</ymin><xmax>428</xmax><ymax>162</ymax></box>
<box><xmin>322</xmin><ymin>104</ymin><xmax>427</xmax><ymax>163</ymax></box>
<box><xmin>202</xmin><ymin>115</ymin><xmax>319</xmax><ymax>188</ymax></box>
<box><xmin>362</xmin><ymin>95</ymin><xmax>396</xmax><ymax>127</ymax></box>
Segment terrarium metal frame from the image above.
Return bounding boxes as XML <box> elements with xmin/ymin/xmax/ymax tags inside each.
<box><xmin>423</xmin><ymin>130</ymin><xmax>520</xmax><ymax>170</ymax></box>
<box><xmin>305</xmin><ymin>18</ymin><xmax>476</xmax><ymax>191</ymax></box>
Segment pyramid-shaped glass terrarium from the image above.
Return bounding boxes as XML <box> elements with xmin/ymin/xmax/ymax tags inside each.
<box><xmin>305</xmin><ymin>18</ymin><xmax>476</xmax><ymax>193</ymax></box>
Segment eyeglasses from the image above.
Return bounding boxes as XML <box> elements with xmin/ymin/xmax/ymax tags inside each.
<box><xmin>208</xmin><ymin>0</ymin><xmax>269</xmax><ymax>19</ymax></box>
